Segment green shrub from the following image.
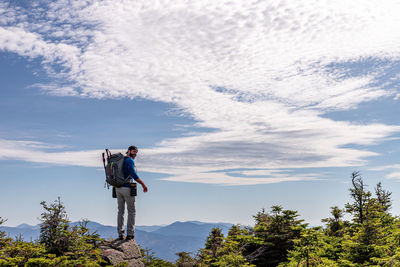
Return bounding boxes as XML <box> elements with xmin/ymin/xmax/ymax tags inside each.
<box><xmin>0</xmin><ymin>199</ymin><xmax>105</xmax><ymax>266</ymax></box>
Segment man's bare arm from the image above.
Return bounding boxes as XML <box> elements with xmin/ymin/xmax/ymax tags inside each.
<box><xmin>136</xmin><ymin>178</ymin><xmax>148</xmax><ymax>192</ymax></box>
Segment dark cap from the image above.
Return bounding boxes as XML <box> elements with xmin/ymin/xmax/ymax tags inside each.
<box><xmin>127</xmin><ymin>145</ymin><xmax>138</xmax><ymax>152</ymax></box>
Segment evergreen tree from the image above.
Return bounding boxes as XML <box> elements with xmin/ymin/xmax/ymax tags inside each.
<box><xmin>345</xmin><ymin>171</ymin><xmax>371</xmax><ymax>224</ymax></box>
<box><xmin>1</xmin><ymin>199</ymin><xmax>104</xmax><ymax>266</ymax></box>
<box><xmin>39</xmin><ymin>197</ymin><xmax>71</xmax><ymax>255</ymax></box>
<box><xmin>0</xmin><ymin>217</ymin><xmax>6</xmax><ymax>239</ymax></box>
<box><xmin>215</xmin><ymin>225</ymin><xmax>255</xmax><ymax>266</ymax></box>
<box><xmin>198</xmin><ymin>227</ymin><xmax>225</xmax><ymax>266</ymax></box>
<box><xmin>197</xmin><ymin>225</ymin><xmax>254</xmax><ymax>266</ymax></box>
<box><xmin>246</xmin><ymin>206</ymin><xmax>307</xmax><ymax>266</ymax></box>
<box><xmin>281</xmin><ymin>228</ymin><xmax>337</xmax><ymax>267</ymax></box>
<box><xmin>375</xmin><ymin>182</ymin><xmax>392</xmax><ymax>212</ymax></box>
<box><xmin>205</xmin><ymin>228</ymin><xmax>224</xmax><ymax>252</ymax></box>
<box><xmin>39</xmin><ymin>197</ymin><xmax>104</xmax><ymax>264</ymax></box>
<box><xmin>175</xmin><ymin>251</ymin><xmax>195</xmax><ymax>267</ymax></box>
<box><xmin>341</xmin><ymin>175</ymin><xmax>396</xmax><ymax>265</ymax></box>
<box><xmin>321</xmin><ymin>206</ymin><xmax>346</xmax><ymax>237</ymax></box>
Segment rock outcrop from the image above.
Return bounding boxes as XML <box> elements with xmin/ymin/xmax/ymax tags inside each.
<box><xmin>100</xmin><ymin>239</ymin><xmax>144</xmax><ymax>267</ymax></box>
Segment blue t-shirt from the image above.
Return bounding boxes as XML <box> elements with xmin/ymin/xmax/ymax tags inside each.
<box><xmin>123</xmin><ymin>157</ymin><xmax>139</xmax><ymax>182</ymax></box>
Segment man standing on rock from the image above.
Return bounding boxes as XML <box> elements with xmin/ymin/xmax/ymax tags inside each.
<box><xmin>117</xmin><ymin>145</ymin><xmax>148</xmax><ymax>240</ymax></box>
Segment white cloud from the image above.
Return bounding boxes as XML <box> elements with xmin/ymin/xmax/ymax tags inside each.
<box><xmin>0</xmin><ymin>139</ymin><xmax>322</xmax><ymax>185</ymax></box>
<box><xmin>0</xmin><ymin>27</ymin><xmax>80</xmax><ymax>75</ymax></box>
<box><xmin>160</xmin><ymin>172</ymin><xmax>319</xmax><ymax>186</ymax></box>
<box><xmin>33</xmin><ymin>84</ymin><xmax>79</xmax><ymax>96</ymax></box>
<box><xmin>368</xmin><ymin>165</ymin><xmax>400</xmax><ymax>182</ymax></box>
<box><xmin>0</xmin><ymin>139</ymin><xmax>101</xmax><ymax>167</ymax></box>
<box><xmin>368</xmin><ymin>164</ymin><xmax>400</xmax><ymax>171</ymax></box>
<box><xmin>386</xmin><ymin>172</ymin><xmax>400</xmax><ymax>180</ymax></box>
<box><xmin>1</xmin><ymin>0</ymin><xmax>400</xmax><ymax>185</ymax></box>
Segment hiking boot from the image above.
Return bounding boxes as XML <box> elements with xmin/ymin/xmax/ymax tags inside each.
<box><xmin>118</xmin><ymin>235</ymin><xmax>124</xmax><ymax>240</ymax></box>
<box><xmin>126</xmin><ymin>235</ymin><xmax>134</xmax><ymax>240</ymax></box>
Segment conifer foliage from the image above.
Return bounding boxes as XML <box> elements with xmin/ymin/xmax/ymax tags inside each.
<box><xmin>0</xmin><ymin>198</ymin><xmax>104</xmax><ymax>266</ymax></box>
<box><xmin>39</xmin><ymin>197</ymin><xmax>70</xmax><ymax>255</ymax></box>
<box><xmin>171</xmin><ymin>172</ymin><xmax>400</xmax><ymax>267</ymax></box>
<box><xmin>3</xmin><ymin>172</ymin><xmax>400</xmax><ymax>266</ymax></box>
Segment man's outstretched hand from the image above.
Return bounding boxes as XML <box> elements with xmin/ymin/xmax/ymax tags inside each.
<box><xmin>136</xmin><ymin>178</ymin><xmax>148</xmax><ymax>193</ymax></box>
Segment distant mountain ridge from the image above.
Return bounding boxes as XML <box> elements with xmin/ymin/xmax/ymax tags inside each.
<box><xmin>152</xmin><ymin>221</ymin><xmax>232</xmax><ymax>237</ymax></box>
<box><xmin>0</xmin><ymin>221</ymin><xmax>233</xmax><ymax>261</ymax></box>
<box><xmin>16</xmin><ymin>224</ymin><xmax>40</xmax><ymax>229</ymax></box>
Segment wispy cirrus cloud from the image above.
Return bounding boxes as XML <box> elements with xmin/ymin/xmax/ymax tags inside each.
<box><xmin>1</xmin><ymin>0</ymin><xmax>400</xmax><ymax>185</ymax></box>
<box><xmin>368</xmin><ymin>164</ymin><xmax>400</xmax><ymax>171</ymax></box>
<box><xmin>386</xmin><ymin>172</ymin><xmax>400</xmax><ymax>180</ymax></box>
<box><xmin>0</xmin><ymin>139</ymin><xmax>100</xmax><ymax>167</ymax></box>
<box><xmin>0</xmin><ymin>139</ymin><xmax>322</xmax><ymax>185</ymax></box>
<box><xmin>368</xmin><ymin>165</ymin><xmax>400</xmax><ymax>181</ymax></box>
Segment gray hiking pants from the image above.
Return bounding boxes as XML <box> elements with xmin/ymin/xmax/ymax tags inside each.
<box><xmin>116</xmin><ymin>187</ymin><xmax>136</xmax><ymax>236</ymax></box>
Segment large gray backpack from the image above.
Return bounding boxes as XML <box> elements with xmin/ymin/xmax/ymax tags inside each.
<box><xmin>102</xmin><ymin>149</ymin><xmax>128</xmax><ymax>188</ymax></box>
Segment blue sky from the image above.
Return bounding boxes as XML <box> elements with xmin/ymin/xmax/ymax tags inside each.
<box><xmin>1</xmin><ymin>0</ymin><xmax>400</xmax><ymax>227</ymax></box>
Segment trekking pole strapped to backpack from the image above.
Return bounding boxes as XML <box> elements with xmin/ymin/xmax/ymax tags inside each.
<box><xmin>102</xmin><ymin>152</ymin><xmax>107</xmax><ymax>188</ymax></box>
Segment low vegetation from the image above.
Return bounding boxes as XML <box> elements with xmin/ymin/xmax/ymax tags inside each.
<box><xmin>0</xmin><ymin>197</ymin><xmax>104</xmax><ymax>266</ymax></box>
<box><xmin>2</xmin><ymin>171</ymin><xmax>400</xmax><ymax>266</ymax></box>
<box><xmin>167</xmin><ymin>171</ymin><xmax>400</xmax><ymax>266</ymax></box>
